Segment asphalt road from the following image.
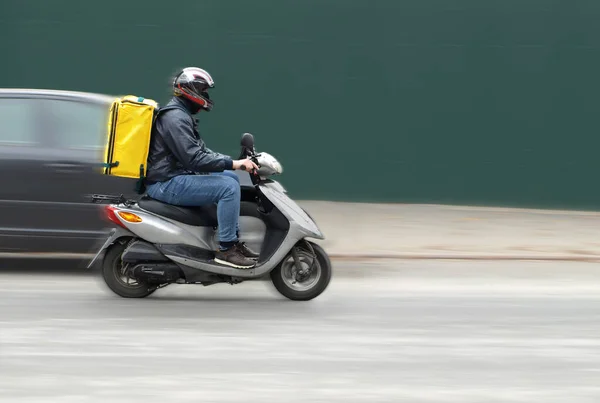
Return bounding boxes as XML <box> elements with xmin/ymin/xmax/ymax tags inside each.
<box><xmin>1</xmin><ymin>260</ymin><xmax>600</xmax><ymax>403</ymax></box>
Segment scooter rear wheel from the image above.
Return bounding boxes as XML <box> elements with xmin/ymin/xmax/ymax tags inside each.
<box><xmin>270</xmin><ymin>241</ymin><xmax>332</xmax><ymax>301</ymax></box>
<box><xmin>102</xmin><ymin>241</ymin><xmax>157</xmax><ymax>298</ymax></box>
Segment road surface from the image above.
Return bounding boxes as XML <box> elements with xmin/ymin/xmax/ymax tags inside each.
<box><xmin>1</xmin><ymin>260</ymin><xmax>600</xmax><ymax>402</ymax></box>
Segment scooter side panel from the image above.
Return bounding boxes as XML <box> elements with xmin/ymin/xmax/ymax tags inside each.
<box><xmin>116</xmin><ymin>208</ymin><xmax>213</xmax><ymax>249</ymax></box>
<box><xmin>236</xmin><ymin>216</ymin><xmax>267</xmax><ymax>254</ymax></box>
<box><xmin>131</xmin><ymin>201</ymin><xmax>268</xmax><ymax>253</ymax></box>
<box><xmin>144</xmin><ymin>211</ymin><xmax>268</xmax><ymax>254</ymax></box>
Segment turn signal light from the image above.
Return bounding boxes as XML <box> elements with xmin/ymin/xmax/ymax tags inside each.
<box><xmin>117</xmin><ymin>211</ymin><xmax>143</xmax><ymax>223</ymax></box>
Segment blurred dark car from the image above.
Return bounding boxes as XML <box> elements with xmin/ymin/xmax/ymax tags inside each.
<box><xmin>0</xmin><ymin>89</ymin><xmax>139</xmax><ymax>261</ymax></box>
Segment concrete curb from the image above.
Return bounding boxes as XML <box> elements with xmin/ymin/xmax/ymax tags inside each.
<box><xmin>328</xmin><ymin>253</ymin><xmax>600</xmax><ymax>262</ymax></box>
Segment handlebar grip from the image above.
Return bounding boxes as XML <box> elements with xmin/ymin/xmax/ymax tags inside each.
<box><xmin>239</xmin><ymin>162</ymin><xmax>258</xmax><ymax>173</ymax></box>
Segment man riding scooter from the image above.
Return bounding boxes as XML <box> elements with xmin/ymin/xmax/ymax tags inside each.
<box><xmin>145</xmin><ymin>67</ymin><xmax>260</xmax><ymax>269</ymax></box>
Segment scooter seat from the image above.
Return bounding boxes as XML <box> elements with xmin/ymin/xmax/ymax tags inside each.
<box><xmin>138</xmin><ymin>196</ymin><xmax>218</xmax><ymax>227</ymax></box>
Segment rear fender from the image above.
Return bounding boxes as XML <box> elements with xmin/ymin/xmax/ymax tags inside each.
<box><xmin>86</xmin><ymin>227</ymin><xmax>136</xmax><ymax>269</ymax></box>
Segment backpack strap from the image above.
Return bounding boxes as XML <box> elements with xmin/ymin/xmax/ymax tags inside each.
<box><xmin>135</xmin><ymin>105</ymin><xmax>188</xmax><ymax>195</ymax></box>
<box><xmin>153</xmin><ymin>104</ymin><xmax>188</xmax><ymax>120</ymax></box>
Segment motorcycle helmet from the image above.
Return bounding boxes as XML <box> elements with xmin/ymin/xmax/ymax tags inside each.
<box><xmin>173</xmin><ymin>67</ymin><xmax>215</xmax><ymax>111</ymax></box>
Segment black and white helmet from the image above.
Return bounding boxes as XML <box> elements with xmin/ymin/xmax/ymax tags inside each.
<box><xmin>173</xmin><ymin>67</ymin><xmax>215</xmax><ymax>111</ymax></box>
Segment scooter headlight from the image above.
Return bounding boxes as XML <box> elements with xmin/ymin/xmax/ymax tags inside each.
<box><xmin>257</xmin><ymin>152</ymin><xmax>283</xmax><ymax>176</ymax></box>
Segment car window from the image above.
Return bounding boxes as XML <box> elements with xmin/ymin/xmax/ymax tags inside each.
<box><xmin>0</xmin><ymin>98</ymin><xmax>38</xmax><ymax>145</ymax></box>
<box><xmin>43</xmin><ymin>99</ymin><xmax>109</xmax><ymax>150</ymax></box>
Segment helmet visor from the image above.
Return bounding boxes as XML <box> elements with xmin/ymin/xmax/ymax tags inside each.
<box><xmin>190</xmin><ymin>80</ymin><xmax>210</xmax><ymax>97</ymax></box>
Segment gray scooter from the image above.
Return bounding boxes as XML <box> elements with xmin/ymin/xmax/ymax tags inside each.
<box><xmin>88</xmin><ymin>133</ymin><xmax>332</xmax><ymax>301</ymax></box>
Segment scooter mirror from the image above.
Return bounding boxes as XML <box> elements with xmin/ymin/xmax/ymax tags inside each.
<box><xmin>240</xmin><ymin>133</ymin><xmax>256</xmax><ymax>158</ymax></box>
<box><xmin>241</xmin><ymin>133</ymin><xmax>255</xmax><ymax>150</ymax></box>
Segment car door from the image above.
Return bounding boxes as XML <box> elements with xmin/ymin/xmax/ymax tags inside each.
<box><xmin>38</xmin><ymin>96</ymin><xmax>139</xmax><ymax>255</ymax></box>
<box><xmin>0</xmin><ymin>95</ymin><xmax>74</xmax><ymax>254</ymax></box>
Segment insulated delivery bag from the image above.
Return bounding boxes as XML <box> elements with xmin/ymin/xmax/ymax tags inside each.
<box><xmin>102</xmin><ymin>95</ymin><xmax>158</xmax><ymax>193</ymax></box>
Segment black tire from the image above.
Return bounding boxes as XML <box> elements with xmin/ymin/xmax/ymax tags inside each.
<box><xmin>270</xmin><ymin>242</ymin><xmax>332</xmax><ymax>301</ymax></box>
<box><xmin>101</xmin><ymin>240</ymin><xmax>157</xmax><ymax>299</ymax></box>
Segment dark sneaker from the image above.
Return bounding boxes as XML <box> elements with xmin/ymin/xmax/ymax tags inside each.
<box><xmin>237</xmin><ymin>242</ymin><xmax>259</xmax><ymax>259</ymax></box>
<box><xmin>215</xmin><ymin>247</ymin><xmax>256</xmax><ymax>269</ymax></box>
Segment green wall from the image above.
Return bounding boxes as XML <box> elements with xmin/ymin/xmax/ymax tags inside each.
<box><xmin>3</xmin><ymin>0</ymin><xmax>600</xmax><ymax>209</ymax></box>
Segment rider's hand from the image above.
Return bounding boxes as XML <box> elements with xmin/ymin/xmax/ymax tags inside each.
<box><xmin>233</xmin><ymin>159</ymin><xmax>259</xmax><ymax>173</ymax></box>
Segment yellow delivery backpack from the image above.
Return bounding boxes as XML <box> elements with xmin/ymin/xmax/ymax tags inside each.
<box><xmin>102</xmin><ymin>96</ymin><xmax>158</xmax><ymax>184</ymax></box>
<box><xmin>102</xmin><ymin>95</ymin><xmax>184</xmax><ymax>193</ymax></box>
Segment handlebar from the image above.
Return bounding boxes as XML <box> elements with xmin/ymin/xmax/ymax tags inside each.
<box><xmin>239</xmin><ymin>158</ymin><xmax>259</xmax><ymax>176</ymax></box>
<box><xmin>238</xmin><ymin>146</ymin><xmax>260</xmax><ymax>186</ymax></box>
<box><xmin>239</xmin><ymin>154</ymin><xmax>259</xmax><ymax>171</ymax></box>
<box><xmin>239</xmin><ymin>158</ymin><xmax>261</xmax><ymax>188</ymax></box>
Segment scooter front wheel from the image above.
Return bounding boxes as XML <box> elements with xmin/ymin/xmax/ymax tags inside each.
<box><xmin>270</xmin><ymin>241</ymin><xmax>332</xmax><ymax>301</ymax></box>
<box><xmin>102</xmin><ymin>240</ymin><xmax>157</xmax><ymax>299</ymax></box>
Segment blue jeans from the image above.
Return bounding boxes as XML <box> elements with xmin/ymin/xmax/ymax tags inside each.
<box><xmin>146</xmin><ymin>171</ymin><xmax>241</xmax><ymax>244</ymax></box>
